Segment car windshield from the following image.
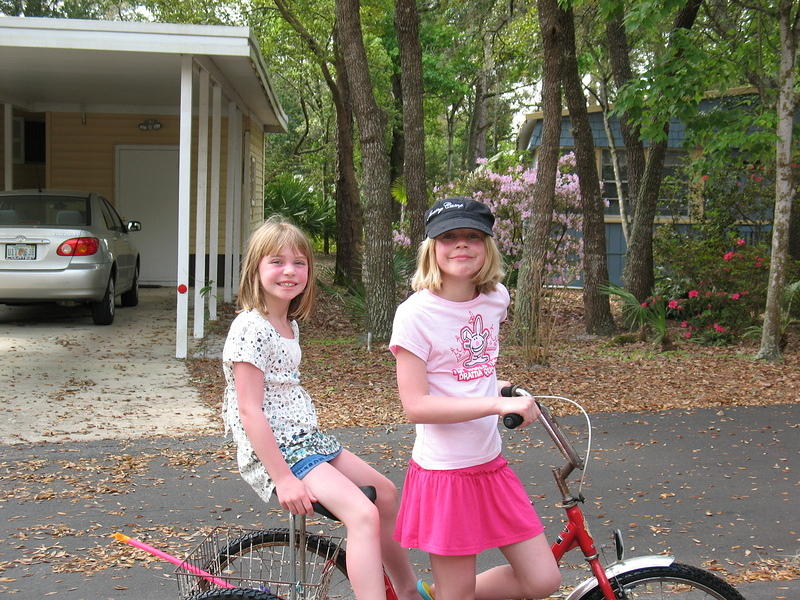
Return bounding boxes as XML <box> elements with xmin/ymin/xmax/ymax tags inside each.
<box><xmin>0</xmin><ymin>195</ymin><xmax>90</xmax><ymax>227</ymax></box>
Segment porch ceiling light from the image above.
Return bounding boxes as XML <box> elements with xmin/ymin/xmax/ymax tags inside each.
<box><xmin>138</xmin><ymin>118</ymin><xmax>162</xmax><ymax>131</ymax></box>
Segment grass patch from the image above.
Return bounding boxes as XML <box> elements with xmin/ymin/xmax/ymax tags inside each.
<box><xmin>306</xmin><ymin>336</ymin><xmax>360</xmax><ymax>346</ymax></box>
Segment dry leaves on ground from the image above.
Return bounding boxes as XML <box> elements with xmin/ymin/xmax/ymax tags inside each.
<box><xmin>188</xmin><ymin>289</ymin><xmax>800</xmax><ymax>428</ymax></box>
<box><xmin>182</xmin><ymin>287</ymin><xmax>800</xmax><ymax>585</ymax></box>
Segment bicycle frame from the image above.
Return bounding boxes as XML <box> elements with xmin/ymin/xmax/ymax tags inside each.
<box><xmin>384</xmin><ymin>574</ymin><xmax>399</xmax><ymax>600</ymax></box>
<box><xmin>510</xmin><ymin>392</ymin><xmax>677</xmax><ymax>600</ymax></box>
<box><xmin>552</xmin><ymin>502</ymin><xmax>616</xmax><ymax>599</ymax></box>
<box><xmin>291</xmin><ymin>507</ymin><xmax>400</xmax><ymax>600</ymax></box>
<box><xmin>549</xmin><ymin>495</ymin><xmax>677</xmax><ymax>600</ymax></box>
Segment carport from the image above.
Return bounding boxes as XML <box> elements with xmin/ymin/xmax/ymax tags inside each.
<box><xmin>0</xmin><ymin>16</ymin><xmax>288</xmax><ymax>358</ymax></box>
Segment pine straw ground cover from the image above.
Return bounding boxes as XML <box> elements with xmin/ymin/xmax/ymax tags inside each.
<box><xmin>189</xmin><ymin>287</ymin><xmax>800</xmax><ymax>428</ymax></box>
<box><xmin>2</xmin><ymin>286</ymin><xmax>796</xmax><ymax>593</ymax></box>
<box><xmin>185</xmin><ymin>285</ymin><xmax>800</xmax><ymax>584</ymax></box>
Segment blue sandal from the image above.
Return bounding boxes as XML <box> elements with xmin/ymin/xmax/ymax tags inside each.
<box><xmin>417</xmin><ymin>579</ymin><xmax>435</xmax><ymax>600</ymax></box>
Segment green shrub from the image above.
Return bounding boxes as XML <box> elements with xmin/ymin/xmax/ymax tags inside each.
<box><xmin>264</xmin><ymin>174</ymin><xmax>335</xmax><ymax>248</ymax></box>
<box><xmin>655</xmin><ymin>233</ymin><xmax>770</xmax><ymax>344</ymax></box>
<box><xmin>600</xmin><ymin>284</ymin><xmax>672</xmax><ymax>350</ymax></box>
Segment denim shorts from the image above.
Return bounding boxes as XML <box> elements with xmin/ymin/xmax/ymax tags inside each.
<box><xmin>290</xmin><ymin>448</ymin><xmax>343</xmax><ymax>479</ymax></box>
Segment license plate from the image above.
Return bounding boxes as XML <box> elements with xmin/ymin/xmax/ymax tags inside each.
<box><xmin>5</xmin><ymin>243</ymin><xmax>37</xmax><ymax>260</ymax></box>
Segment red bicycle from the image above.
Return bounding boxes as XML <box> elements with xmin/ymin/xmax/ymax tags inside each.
<box><xmin>499</xmin><ymin>385</ymin><xmax>745</xmax><ymax>600</ymax></box>
<box><xmin>169</xmin><ymin>386</ymin><xmax>746</xmax><ymax>599</ymax></box>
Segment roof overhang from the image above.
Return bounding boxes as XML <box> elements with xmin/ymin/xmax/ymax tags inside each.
<box><xmin>0</xmin><ymin>16</ymin><xmax>288</xmax><ymax>133</ymax></box>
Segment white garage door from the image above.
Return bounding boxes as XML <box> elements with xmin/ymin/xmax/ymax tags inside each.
<box><xmin>115</xmin><ymin>145</ymin><xmax>179</xmax><ymax>285</ymax></box>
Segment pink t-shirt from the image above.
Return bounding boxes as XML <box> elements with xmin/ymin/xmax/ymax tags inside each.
<box><xmin>390</xmin><ymin>284</ymin><xmax>510</xmax><ymax>470</ymax></box>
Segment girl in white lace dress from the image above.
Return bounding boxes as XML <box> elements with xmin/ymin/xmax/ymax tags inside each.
<box><xmin>222</xmin><ymin>216</ymin><xmax>417</xmax><ymax>600</ymax></box>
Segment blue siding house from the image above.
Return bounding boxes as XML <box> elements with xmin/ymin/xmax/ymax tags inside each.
<box><xmin>515</xmin><ymin>88</ymin><xmax>761</xmax><ymax>285</ymax></box>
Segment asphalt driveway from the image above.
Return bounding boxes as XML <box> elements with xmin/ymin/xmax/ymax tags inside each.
<box><xmin>0</xmin><ymin>289</ymin><xmax>797</xmax><ymax>599</ymax></box>
<box><xmin>1</xmin><ymin>406</ymin><xmax>798</xmax><ymax>599</ymax></box>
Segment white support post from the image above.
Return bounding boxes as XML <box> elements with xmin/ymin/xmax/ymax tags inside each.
<box><xmin>231</xmin><ymin>109</ymin><xmax>243</xmax><ymax>291</ymax></box>
<box><xmin>242</xmin><ymin>128</ymin><xmax>252</xmax><ymax>246</ymax></box>
<box><xmin>224</xmin><ymin>102</ymin><xmax>237</xmax><ymax>303</ymax></box>
<box><xmin>193</xmin><ymin>69</ymin><xmax>210</xmax><ymax>339</ymax></box>
<box><xmin>176</xmin><ymin>55</ymin><xmax>193</xmax><ymax>359</ymax></box>
<box><xmin>208</xmin><ymin>84</ymin><xmax>222</xmax><ymax>321</ymax></box>
<box><xmin>4</xmin><ymin>104</ymin><xmax>13</xmax><ymax>191</ymax></box>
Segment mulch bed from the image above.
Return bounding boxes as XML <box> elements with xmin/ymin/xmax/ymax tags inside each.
<box><xmin>187</xmin><ymin>288</ymin><xmax>800</xmax><ymax>428</ymax></box>
<box><xmin>183</xmin><ymin>286</ymin><xmax>800</xmax><ymax>583</ymax></box>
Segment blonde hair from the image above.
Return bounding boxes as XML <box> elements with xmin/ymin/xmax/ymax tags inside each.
<box><xmin>237</xmin><ymin>215</ymin><xmax>317</xmax><ymax>321</ymax></box>
<box><xmin>410</xmin><ymin>235</ymin><xmax>505</xmax><ymax>294</ymax></box>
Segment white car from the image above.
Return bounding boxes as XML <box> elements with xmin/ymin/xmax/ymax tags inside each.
<box><xmin>0</xmin><ymin>189</ymin><xmax>141</xmax><ymax>325</ymax></box>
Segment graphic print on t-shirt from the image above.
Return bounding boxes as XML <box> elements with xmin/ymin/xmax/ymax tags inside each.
<box><xmin>451</xmin><ymin>313</ymin><xmax>498</xmax><ymax>381</ymax></box>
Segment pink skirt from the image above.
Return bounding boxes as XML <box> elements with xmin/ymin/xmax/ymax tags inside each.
<box><xmin>394</xmin><ymin>454</ymin><xmax>544</xmax><ymax>556</ymax></box>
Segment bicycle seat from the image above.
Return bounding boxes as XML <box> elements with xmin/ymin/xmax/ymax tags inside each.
<box><xmin>311</xmin><ymin>485</ymin><xmax>377</xmax><ymax>521</ymax></box>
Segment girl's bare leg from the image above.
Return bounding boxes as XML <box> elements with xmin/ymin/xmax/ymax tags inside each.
<box><xmin>473</xmin><ymin>533</ymin><xmax>561</xmax><ymax>600</ymax></box>
<box><xmin>331</xmin><ymin>449</ymin><xmax>419</xmax><ymax>600</ymax></box>
<box><xmin>429</xmin><ymin>553</ymin><xmax>477</xmax><ymax>600</ymax></box>
<box><xmin>426</xmin><ymin>535</ymin><xmax>560</xmax><ymax>600</ymax></box>
<box><xmin>303</xmin><ymin>462</ymin><xmax>386</xmax><ymax>600</ymax></box>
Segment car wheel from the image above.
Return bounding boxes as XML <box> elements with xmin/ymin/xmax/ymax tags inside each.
<box><xmin>91</xmin><ymin>276</ymin><xmax>115</xmax><ymax>325</ymax></box>
<box><xmin>120</xmin><ymin>264</ymin><xmax>139</xmax><ymax>307</ymax></box>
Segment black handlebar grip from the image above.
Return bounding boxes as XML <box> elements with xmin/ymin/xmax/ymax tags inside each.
<box><xmin>503</xmin><ymin>413</ymin><xmax>523</xmax><ymax>429</ymax></box>
<box><xmin>501</xmin><ymin>385</ymin><xmax>522</xmax><ymax>428</ymax></box>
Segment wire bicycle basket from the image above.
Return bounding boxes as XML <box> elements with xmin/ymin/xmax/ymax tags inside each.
<box><xmin>175</xmin><ymin>526</ymin><xmax>344</xmax><ymax>600</ymax></box>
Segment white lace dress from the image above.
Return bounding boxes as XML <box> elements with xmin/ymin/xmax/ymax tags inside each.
<box><xmin>222</xmin><ymin>310</ymin><xmax>340</xmax><ymax>502</ymax></box>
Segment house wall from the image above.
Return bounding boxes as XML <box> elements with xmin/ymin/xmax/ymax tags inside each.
<box><xmin>48</xmin><ymin>112</ymin><xmax>179</xmax><ymax>199</ymax></box>
<box><xmin>45</xmin><ymin>111</ymin><xmax>269</xmax><ymax>254</ymax></box>
<box><xmin>246</xmin><ymin>118</ymin><xmax>265</xmax><ymax>236</ymax></box>
<box><xmin>3</xmin><ymin>110</ymin><xmax>269</xmax><ymax>285</ymax></box>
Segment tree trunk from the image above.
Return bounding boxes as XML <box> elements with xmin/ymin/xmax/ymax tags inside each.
<box><xmin>389</xmin><ymin>72</ymin><xmax>405</xmax><ymax>223</ymax></box>
<box><xmin>558</xmin><ymin>5</ymin><xmax>615</xmax><ymax>336</ymax></box>
<box><xmin>466</xmin><ymin>73</ymin><xmax>489</xmax><ymax>170</ymax></box>
<box><xmin>598</xmin><ymin>78</ymin><xmax>630</xmax><ymax>245</ymax></box>
<box><xmin>333</xmin><ymin>26</ymin><xmax>363</xmax><ymax>286</ymax></box>
<box><xmin>612</xmin><ymin>0</ymin><xmax>702</xmax><ymax>302</ymax></box>
<box><xmin>272</xmin><ymin>0</ymin><xmax>363</xmax><ymax>287</ymax></box>
<box><xmin>757</xmin><ymin>0</ymin><xmax>799</xmax><ymax>362</ymax></box>
<box><xmin>335</xmin><ymin>0</ymin><xmax>396</xmax><ymax>339</ymax></box>
<box><xmin>395</xmin><ymin>0</ymin><xmax>427</xmax><ymax>248</ymax></box>
<box><xmin>445</xmin><ymin>103</ymin><xmax>460</xmax><ymax>181</ymax></box>
<box><xmin>605</xmin><ymin>7</ymin><xmax>645</xmax><ymax>206</ymax></box>
<box><xmin>624</xmin><ymin>138</ymin><xmax>668</xmax><ymax>301</ymax></box>
<box><xmin>514</xmin><ymin>0</ymin><xmax>563</xmax><ymax>362</ymax></box>
<box><xmin>467</xmin><ymin>33</ymin><xmax>494</xmax><ymax>171</ymax></box>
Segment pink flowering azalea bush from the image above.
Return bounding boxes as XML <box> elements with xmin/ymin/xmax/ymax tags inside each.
<box><xmin>431</xmin><ymin>153</ymin><xmax>584</xmax><ymax>286</ymax></box>
<box><xmin>668</xmin><ymin>286</ymin><xmax>755</xmax><ymax>345</ymax></box>
<box><xmin>654</xmin><ymin>233</ymin><xmax>775</xmax><ymax>344</ymax></box>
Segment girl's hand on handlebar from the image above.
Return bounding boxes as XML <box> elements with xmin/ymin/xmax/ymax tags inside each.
<box><xmin>497</xmin><ymin>380</ymin><xmax>512</xmax><ymax>394</ymax></box>
<box><xmin>500</xmin><ymin>394</ymin><xmax>541</xmax><ymax>428</ymax></box>
<box><xmin>275</xmin><ymin>475</ymin><xmax>317</xmax><ymax>515</ymax></box>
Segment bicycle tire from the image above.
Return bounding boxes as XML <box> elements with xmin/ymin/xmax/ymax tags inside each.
<box><xmin>186</xmin><ymin>589</ymin><xmax>280</xmax><ymax>600</ymax></box>
<box><xmin>208</xmin><ymin>528</ymin><xmax>352</xmax><ymax>599</ymax></box>
<box><xmin>578</xmin><ymin>563</ymin><xmax>745</xmax><ymax>600</ymax></box>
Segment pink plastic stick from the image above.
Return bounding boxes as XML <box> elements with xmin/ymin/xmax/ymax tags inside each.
<box><xmin>113</xmin><ymin>532</ymin><xmax>236</xmax><ymax>589</ymax></box>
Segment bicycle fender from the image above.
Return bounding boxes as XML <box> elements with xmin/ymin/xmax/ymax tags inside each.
<box><xmin>563</xmin><ymin>555</ymin><xmax>675</xmax><ymax>600</ymax></box>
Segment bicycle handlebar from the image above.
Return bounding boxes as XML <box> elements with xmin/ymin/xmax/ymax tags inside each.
<box><xmin>500</xmin><ymin>384</ymin><xmax>525</xmax><ymax>428</ymax></box>
<box><xmin>501</xmin><ymin>385</ymin><xmax>585</xmax><ymax>473</ymax></box>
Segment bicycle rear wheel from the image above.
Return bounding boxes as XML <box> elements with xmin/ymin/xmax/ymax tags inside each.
<box><xmin>210</xmin><ymin>528</ymin><xmax>352</xmax><ymax>599</ymax></box>
<box><xmin>579</xmin><ymin>563</ymin><xmax>745</xmax><ymax>599</ymax></box>
<box><xmin>186</xmin><ymin>590</ymin><xmax>279</xmax><ymax>600</ymax></box>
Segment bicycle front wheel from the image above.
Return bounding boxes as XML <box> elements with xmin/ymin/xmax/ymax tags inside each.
<box><xmin>186</xmin><ymin>589</ymin><xmax>280</xmax><ymax>600</ymax></box>
<box><xmin>211</xmin><ymin>528</ymin><xmax>352</xmax><ymax>599</ymax></box>
<box><xmin>579</xmin><ymin>563</ymin><xmax>745</xmax><ymax>599</ymax></box>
